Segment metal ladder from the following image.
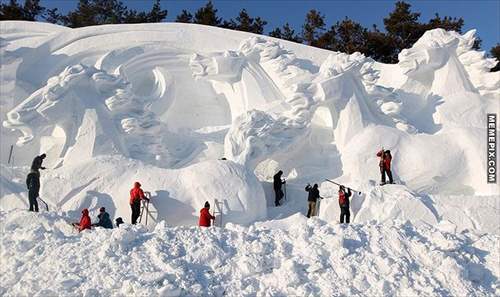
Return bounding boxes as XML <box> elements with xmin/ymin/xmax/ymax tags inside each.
<box><xmin>139</xmin><ymin>191</ymin><xmax>156</xmax><ymax>225</ymax></box>
<box><xmin>213</xmin><ymin>199</ymin><xmax>223</xmax><ymax>227</ymax></box>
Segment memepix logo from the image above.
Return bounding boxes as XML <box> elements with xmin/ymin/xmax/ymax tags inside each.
<box><xmin>487</xmin><ymin>114</ymin><xmax>497</xmax><ymax>183</ymax></box>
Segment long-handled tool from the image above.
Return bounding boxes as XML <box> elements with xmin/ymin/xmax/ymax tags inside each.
<box><xmin>144</xmin><ymin>192</ymin><xmax>151</xmax><ymax>226</ymax></box>
<box><xmin>324</xmin><ymin>179</ymin><xmax>362</xmax><ymax>195</ymax></box>
<box><xmin>283</xmin><ymin>179</ymin><xmax>287</xmax><ymax>202</ymax></box>
<box><xmin>37</xmin><ymin>197</ymin><xmax>49</xmax><ymax>211</ymax></box>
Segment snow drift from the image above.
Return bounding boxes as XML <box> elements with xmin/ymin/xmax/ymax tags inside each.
<box><xmin>1</xmin><ymin>209</ymin><xmax>498</xmax><ymax>296</ymax></box>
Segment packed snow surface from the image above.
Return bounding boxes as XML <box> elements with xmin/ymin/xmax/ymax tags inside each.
<box><xmin>1</xmin><ymin>210</ymin><xmax>499</xmax><ymax>296</ymax></box>
<box><xmin>0</xmin><ymin>21</ymin><xmax>499</xmax><ymax>296</ymax></box>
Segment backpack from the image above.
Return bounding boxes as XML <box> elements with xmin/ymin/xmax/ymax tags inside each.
<box><xmin>339</xmin><ymin>190</ymin><xmax>347</xmax><ymax>207</ymax></box>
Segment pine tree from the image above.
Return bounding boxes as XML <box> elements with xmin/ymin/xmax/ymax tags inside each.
<box><xmin>426</xmin><ymin>13</ymin><xmax>464</xmax><ymax>32</ymax></box>
<box><xmin>302</xmin><ymin>9</ymin><xmax>326</xmax><ymax>46</ymax></box>
<box><xmin>22</xmin><ymin>0</ymin><xmax>43</xmax><ymax>20</ymax></box>
<box><xmin>60</xmin><ymin>0</ymin><xmax>166</xmax><ymax>27</ymax></box>
<box><xmin>44</xmin><ymin>7</ymin><xmax>62</xmax><ymax>24</ymax></box>
<box><xmin>62</xmin><ymin>0</ymin><xmax>127</xmax><ymax>27</ymax></box>
<box><xmin>269</xmin><ymin>23</ymin><xmax>302</xmax><ymax>43</ymax></box>
<box><xmin>490</xmin><ymin>44</ymin><xmax>500</xmax><ymax>72</ymax></box>
<box><xmin>332</xmin><ymin>18</ymin><xmax>367</xmax><ymax>54</ymax></box>
<box><xmin>145</xmin><ymin>0</ymin><xmax>167</xmax><ymax>23</ymax></box>
<box><xmin>269</xmin><ymin>27</ymin><xmax>282</xmax><ymax>39</ymax></box>
<box><xmin>383</xmin><ymin>1</ymin><xmax>423</xmax><ymax>50</ymax></box>
<box><xmin>472</xmin><ymin>36</ymin><xmax>482</xmax><ymax>50</ymax></box>
<box><xmin>176</xmin><ymin>9</ymin><xmax>192</xmax><ymax>23</ymax></box>
<box><xmin>193</xmin><ymin>1</ymin><xmax>221</xmax><ymax>26</ymax></box>
<box><xmin>315</xmin><ymin>27</ymin><xmax>337</xmax><ymax>50</ymax></box>
<box><xmin>0</xmin><ymin>0</ymin><xmax>25</xmax><ymax>20</ymax></box>
<box><xmin>0</xmin><ymin>0</ymin><xmax>45</xmax><ymax>21</ymax></box>
<box><xmin>224</xmin><ymin>9</ymin><xmax>267</xmax><ymax>34</ymax></box>
<box><xmin>365</xmin><ymin>25</ymin><xmax>400</xmax><ymax>63</ymax></box>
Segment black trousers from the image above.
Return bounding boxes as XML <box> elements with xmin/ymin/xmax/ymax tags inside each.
<box><xmin>380</xmin><ymin>167</ymin><xmax>393</xmax><ymax>184</ymax></box>
<box><xmin>131</xmin><ymin>200</ymin><xmax>141</xmax><ymax>224</ymax></box>
<box><xmin>340</xmin><ymin>207</ymin><xmax>350</xmax><ymax>224</ymax></box>
<box><xmin>28</xmin><ymin>190</ymin><xmax>39</xmax><ymax>212</ymax></box>
<box><xmin>274</xmin><ymin>188</ymin><xmax>284</xmax><ymax>206</ymax></box>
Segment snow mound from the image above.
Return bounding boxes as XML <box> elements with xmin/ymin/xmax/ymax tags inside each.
<box><xmin>0</xmin><ymin>158</ymin><xmax>266</xmax><ymax>226</ymax></box>
<box><xmin>0</xmin><ymin>22</ymin><xmax>498</xmax><ymax>232</ymax></box>
<box><xmin>1</xmin><ymin>209</ymin><xmax>498</xmax><ymax>296</ymax></box>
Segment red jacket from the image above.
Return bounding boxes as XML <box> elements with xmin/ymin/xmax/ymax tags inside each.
<box><xmin>130</xmin><ymin>182</ymin><xmax>146</xmax><ymax>205</ymax></box>
<box><xmin>377</xmin><ymin>150</ymin><xmax>392</xmax><ymax>170</ymax></box>
<box><xmin>79</xmin><ymin>209</ymin><xmax>91</xmax><ymax>232</ymax></box>
<box><xmin>199</xmin><ymin>207</ymin><xmax>215</xmax><ymax>227</ymax></box>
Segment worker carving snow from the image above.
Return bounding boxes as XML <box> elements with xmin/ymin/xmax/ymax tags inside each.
<box><xmin>26</xmin><ymin>169</ymin><xmax>41</xmax><ymax>212</ymax></box>
<box><xmin>305</xmin><ymin>183</ymin><xmax>320</xmax><ymax>218</ymax></box>
<box><xmin>377</xmin><ymin>149</ymin><xmax>393</xmax><ymax>185</ymax></box>
<box><xmin>31</xmin><ymin>154</ymin><xmax>46</xmax><ymax>171</ymax></box>
<box><xmin>129</xmin><ymin>182</ymin><xmax>148</xmax><ymax>225</ymax></box>
<box><xmin>273</xmin><ymin>170</ymin><xmax>285</xmax><ymax>206</ymax></box>
<box><xmin>199</xmin><ymin>201</ymin><xmax>215</xmax><ymax>227</ymax></box>
<box><xmin>338</xmin><ymin>185</ymin><xmax>353</xmax><ymax>224</ymax></box>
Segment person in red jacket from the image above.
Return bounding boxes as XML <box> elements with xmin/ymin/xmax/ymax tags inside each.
<box><xmin>199</xmin><ymin>201</ymin><xmax>215</xmax><ymax>227</ymax></box>
<box><xmin>376</xmin><ymin>149</ymin><xmax>393</xmax><ymax>185</ymax></box>
<box><xmin>130</xmin><ymin>182</ymin><xmax>149</xmax><ymax>224</ymax></box>
<box><xmin>72</xmin><ymin>208</ymin><xmax>91</xmax><ymax>232</ymax></box>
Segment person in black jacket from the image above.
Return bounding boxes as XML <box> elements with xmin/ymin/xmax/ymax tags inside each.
<box><xmin>92</xmin><ymin>207</ymin><xmax>113</xmax><ymax>229</ymax></box>
<box><xmin>273</xmin><ymin>170</ymin><xmax>285</xmax><ymax>206</ymax></box>
<box><xmin>26</xmin><ymin>170</ymin><xmax>40</xmax><ymax>212</ymax></box>
<box><xmin>31</xmin><ymin>154</ymin><xmax>46</xmax><ymax>171</ymax></box>
<box><xmin>338</xmin><ymin>185</ymin><xmax>353</xmax><ymax>224</ymax></box>
<box><xmin>305</xmin><ymin>183</ymin><xmax>320</xmax><ymax>218</ymax></box>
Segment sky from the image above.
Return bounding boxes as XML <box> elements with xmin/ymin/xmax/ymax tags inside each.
<box><xmin>39</xmin><ymin>0</ymin><xmax>499</xmax><ymax>52</ymax></box>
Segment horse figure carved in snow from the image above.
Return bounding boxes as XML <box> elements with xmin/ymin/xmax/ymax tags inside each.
<box><xmin>190</xmin><ymin>37</ymin><xmax>411</xmax><ymax>169</ymax></box>
<box><xmin>3</xmin><ymin>64</ymin><xmax>163</xmax><ymax>165</ymax></box>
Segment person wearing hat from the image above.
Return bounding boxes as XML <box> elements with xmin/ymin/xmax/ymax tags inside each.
<box><xmin>31</xmin><ymin>153</ymin><xmax>47</xmax><ymax>172</ymax></box>
<box><xmin>273</xmin><ymin>170</ymin><xmax>286</xmax><ymax>206</ymax></box>
<box><xmin>115</xmin><ymin>217</ymin><xmax>124</xmax><ymax>227</ymax></box>
<box><xmin>338</xmin><ymin>185</ymin><xmax>353</xmax><ymax>224</ymax></box>
<box><xmin>92</xmin><ymin>207</ymin><xmax>113</xmax><ymax>229</ymax></box>
<box><xmin>129</xmin><ymin>182</ymin><xmax>149</xmax><ymax>224</ymax></box>
<box><xmin>305</xmin><ymin>183</ymin><xmax>320</xmax><ymax>218</ymax></box>
<box><xmin>72</xmin><ymin>208</ymin><xmax>92</xmax><ymax>232</ymax></box>
<box><xmin>199</xmin><ymin>201</ymin><xmax>215</xmax><ymax>227</ymax></box>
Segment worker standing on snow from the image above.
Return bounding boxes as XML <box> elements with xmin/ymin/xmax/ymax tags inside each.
<box><xmin>72</xmin><ymin>208</ymin><xmax>92</xmax><ymax>232</ymax></box>
<box><xmin>25</xmin><ymin>169</ymin><xmax>40</xmax><ymax>212</ymax></box>
<box><xmin>31</xmin><ymin>153</ymin><xmax>47</xmax><ymax>172</ymax></box>
<box><xmin>305</xmin><ymin>183</ymin><xmax>320</xmax><ymax>218</ymax></box>
<box><xmin>273</xmin><ymin>170</ymin><xmax>285</xmax><ymax>206</ymax></box>
<box><xmin>129</xmin><ymin>182</ymin><xmax>149</xmax><ymax>224</ymax></box>
<box><xmin>338</xmin><ymin>185</ymin><xmax>353</xmax><ymax>224</ymax></box>
<box><xmin>377</xmin><ymin>148</ymin><xmax>393</xmax><ymax>185</ymax></box>
<box><xmin>92</xmin><ymin>207</ymin><xmax>113</xmax><ymax>229</ymax></box>
<box><xmin>199</xmin><ymin>201</ymin><xmax>215</xmax><ymax>227</ymax></box>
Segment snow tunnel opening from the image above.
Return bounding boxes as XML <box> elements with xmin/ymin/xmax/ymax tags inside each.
<box><xmin>310</xmin><ymin>105</ymin><xmax>335</xmax><ymax>145</ymax></box>
<box><xmin>39</xmin><ymin>125</ymin><xmax>66</xmax><ymax>167</ymax></box>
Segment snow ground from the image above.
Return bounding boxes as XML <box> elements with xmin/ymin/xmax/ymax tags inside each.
<box><xmin>0</xmin><ymin>21</ymin><xmax>499</xmax><ymax>296</ymax></box>
<box><xmin>1</xmin><ymin>209</ymin><xmax>498</xmax><ymax>297</ymax></box>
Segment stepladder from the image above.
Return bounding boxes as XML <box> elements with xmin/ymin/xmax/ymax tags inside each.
<box><xmin>213</xmin><ymin>199</ymin><xmax>223</xmax><ymax>227</ymax></box>
<box><xmin>139</xmin><ymin>191</ymin><xmax>156</xmax><ymax>226</ymax></box>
